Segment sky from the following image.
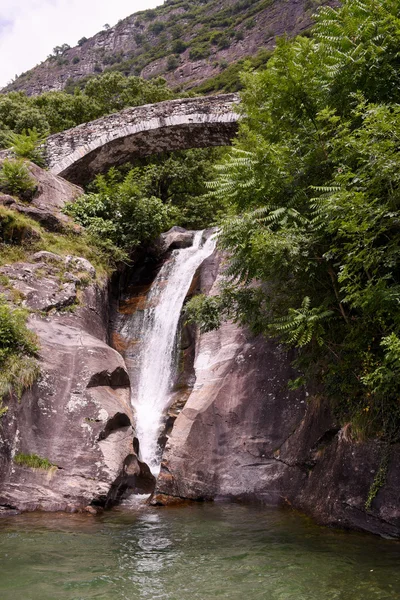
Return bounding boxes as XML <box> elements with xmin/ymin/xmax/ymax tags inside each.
<box><xmin>0</xmin><ymin>0</ymin><xmax>162</xmax><ymax>89</ymax></box>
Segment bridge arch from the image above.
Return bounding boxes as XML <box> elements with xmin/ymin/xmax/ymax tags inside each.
<box><xmin>46</xmin><ymin>94</ymin><xmax>240</xmax><ymax>185</ymax></box>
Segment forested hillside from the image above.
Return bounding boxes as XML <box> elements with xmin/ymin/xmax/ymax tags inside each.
<box><xmin>3</xmin><ymin>0</ymin><xmax>330</xmax><ymax>96</ymax></box>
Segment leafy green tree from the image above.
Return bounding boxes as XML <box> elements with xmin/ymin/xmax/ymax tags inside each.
<box><xmin>0</xmin><ymin>72</ymin><xmax>176</xmax><ymax>147</ymax></box>
<box><xmin>83</xmin><ymin>72</ymin><xmax>173</xmax><ymax>114</ymax></box>
<box><xmin>137</xmin><ymin>148</ymin><xmax>228</xmax><ymax>228</ymax></box>
<box><xmin>187</xmin><ymin>0</ymin><xmax>400</xmax><ymax>442</ymax></box>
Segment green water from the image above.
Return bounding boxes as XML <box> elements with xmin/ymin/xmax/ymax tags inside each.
<box><xmin>0</xmin><ymin>503</ymin><xmax>399</xmax><ymax>600</ymax></box>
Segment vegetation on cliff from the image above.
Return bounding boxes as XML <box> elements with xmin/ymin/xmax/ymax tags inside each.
<box><xmin>187</xmin><ymin>0</ymin><xmax>400</xmax><ymax>445</ymax></box>
<box><xmin>4</xmin><ymin>0</ymin><xmax>320</xmax><ymax>96</ymax></box>
<box><xmin>0</xmin><ymin>295</ymin><xmax>39</xmax><ymax>414</ymax></box>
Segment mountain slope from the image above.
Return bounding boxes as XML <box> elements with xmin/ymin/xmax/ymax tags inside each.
<box><xmin>3</xmin><ymin>0</ymin><xmax>331</xmax><ymax>96</ymax></box>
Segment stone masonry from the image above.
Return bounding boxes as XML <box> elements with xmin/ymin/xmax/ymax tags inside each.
<box><xmin>46</xmin><ymin>94</ymin><xmax>240</xmax><ymax>185</ymax></box>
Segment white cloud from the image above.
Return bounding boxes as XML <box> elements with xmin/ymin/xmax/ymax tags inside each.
<box><xmin>0</xmin><ymin>0</ymin><xmax>162</xmax><ymax>89</ymax></box>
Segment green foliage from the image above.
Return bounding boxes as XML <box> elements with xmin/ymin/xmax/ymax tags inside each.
<box><xmin>148</xmin><ymin>21</ymin><xmax>165</xmax><ymax>35</ymax></box>
<box><xmin>0</xmin><ymin>296</ymin><xmax>39</xmax><ymax>402</ymax></box>
<box><xmin>65</xmin><ymin>167</ymin><xmax>175</xmax><ymax>258</ymax></box>
<box><xmin>65</xmin><ymin>147</ymin><xmax>226</xmax><ymax>247</ymax></box>
<box><xmin>14</xmin><ymin>453</ymin><xmax>55</xmax><ymax>470</ymax></box>
<box><xmin>195</xmin><ymin>0</ymin><xmax>400</xmax><ymax>444</ymax></box>
<box><xmin>185</xmin><ymin>294</ymin><xmax>223</xmax><ymax>332</ymax></box>
<box><xmin>7</xmin><ymin>129</ymin><xmax>45</xmax><ymax>166</ymax></box>
<box><xmin>192</xmin><ymin>48</ymin><xmax>272</xmax><ymax>94</ymax></box>
<box><xmin>0</xmin><ymin>72</ymin><xmax>175</xmax><ymax>145</ymax></box>
<box><xmin>0</xmin><ymin>297</ymin><xmax>37</xmax><ymax>360</ymax></box>
<box><xmin>171</xmin><ymin>39</ymin><xmax>188</xmax><ymax>53</ymax></box>
<box><xmin>138</xmin><ymin>148</ymin><xmax>228</xmax><ymax>228</ymax></box>
<box><xmin>365</xmin><ymin>446</ymin><xmax>390</xmax><ymax>511</ymax></box>
<box><xmin>0</xmin><ymin>205</ymin><xmax>39</xmax><ymax>245</ymax></box>
<box><xmin>0</xmin><ymin>354</ymin><xmax>40</xmax><ymax>401</ymax></box>
<box><xmin>167</xmin><ymin>55</ymin><xmax>180</xmax><ymax>71</ymax></box>
<box><xmin>0</xmin><ymin>159</ymin><xmax>36</xmax><ymax>198</ymax></box>
<box><xmin>270</xmin><ymin>297</ymin><xmax>333</xmax><ymax>347</ymax></box>
<box><xmin>189</xmin><ymin>43</ymin><xmax>211</xmax><ymax>60</ymax></box>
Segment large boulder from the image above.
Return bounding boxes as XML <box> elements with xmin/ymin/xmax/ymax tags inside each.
<box><xmin>0</xmin><ymin>282</ymin><xmax>136</xmax><ymax>512</ymax></box>
<box><xmin>159</xmin><ymin>226</ymin><xmax>195</xmax><ymax>252</ymax></box>
<box><xmin>152</xmin><ymin>253</ymin><xmax>307</xmax><ymax>504</ymax></box>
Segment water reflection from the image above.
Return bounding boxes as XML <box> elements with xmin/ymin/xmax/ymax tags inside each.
<box><xmin>0</xmin><ymin>504</ymin><xmax>399</xmax><ymax>600</ymax></box>
<box><xmin>118</xmin><ymin>512</ymin><xmax>177</xmax><ymax>600</ymax></box>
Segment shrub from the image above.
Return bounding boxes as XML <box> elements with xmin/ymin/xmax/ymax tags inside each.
<box><xmin>78</xmin><ymin>37</ymin><xmax>87</xmax><ymax>46</ymax></box>
<box><xmin>0</xmin><ymin>206</ymin><xmax>40</xmax><ymax>244</ymax></box>
<box><xmin>189</xmin><ymin>43</ymin><xmax>210</xmax><ymax>60</ymax></box>
<box><xmin>149</xmin><ymin>21</ymin><xmax>165</xmax><ymax>35</ymax></box>
<box><xmin>172</xmin><ymin>39</ymin><xmax>187</xmax><ymax>54</ymax></box>
<box><xmin>244</xmin><ymin>18</ymin><xmax>256</xmax><ymax>29</ymax></box>
<box><xmin>72</xmin><ymin>56</ymin><xmax>80</xmax><ymax>65</ymax></box>
<box><xmin>0</xmin><ymin>296</ymin><xmax>39</xmax><ymax>401</ymax></box>
<box><xmin>0</xmin><ymin>159</ymin><xmax>37</xmax><ymax>199</ymax></box>
<box><xmin>0</xmin><ymin>354</ymin><xmax>40</xmax><ymax>400</ymax></box>
<box><xmin>167</xmin><ymin>55</ymin><xmax>180</xmax><ymax>71</ymax></box>
<box><xmin>65</xmin><ymin>167</ymin><xmax>176</xmax><ymax>256</ymax></box>
<box><xmin>7</xmin><ymin>129</ymin><xmax>45</xmax><ymax>166</ymax></box>
<box><xmin>0</xmin><ymin>297</ymin><xmax>38</xmax><ymax>360</ymax></box>
<box><xmin>143</xmin><ymin>8</ymin><xmax>156</xmax><ymax>20</ymax></box>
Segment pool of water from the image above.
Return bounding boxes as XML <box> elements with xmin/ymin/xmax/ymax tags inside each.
<box><xmin>0</xmin><ymin>502</ymin><xmax>399</xmax><ymax>600</ymax></box>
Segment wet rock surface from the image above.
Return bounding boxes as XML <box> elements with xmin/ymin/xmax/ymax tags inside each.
<box><xmin>153</xmin><ymin>252</ymin><xmax>400</xmax><ymax>538</ymax></box>
<box><xmin>160</xmin><ymin>226</ymin><xmax>195</xmax><ymax>252</ymax></box>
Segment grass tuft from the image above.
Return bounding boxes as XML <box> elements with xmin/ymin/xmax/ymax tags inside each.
<box><xmin>14</xmin><ymin>453</ymin><xmax>55</xmax><ymax>470</ymax></box>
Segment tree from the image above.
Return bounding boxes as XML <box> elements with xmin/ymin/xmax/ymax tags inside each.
<box><xmin>187</xmin><ymin>0</ymin><xmax>400</xmax><ymax>442</ymax></box>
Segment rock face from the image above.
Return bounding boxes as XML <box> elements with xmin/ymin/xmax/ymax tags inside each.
<box><xmin>153</xmin><ymin>252</ymin><xmax>400</xmax><ymax>538</ymax></box>
<box><xmin>0</xmin><ymin>266</ymin><xmax>138</xmax><ymax>512</ymax></box>
<box><xmin>0</xmin><ymin>157</ymin><xmax>83</xmax><ymax>231</ymax></box>
<box><xmin>3</xmin><ymin>0</ymin><xmax>333</xmax><ymax>96</ymax></box>
<box><xmin>160</xmin><ymin>226</ymin><xmax>195</xmax><ymax>252</ymax></box>
<box><xmin>46</xmin><ymin>95</ymin><xmax>239</xmax><ymax>185</ymax></box>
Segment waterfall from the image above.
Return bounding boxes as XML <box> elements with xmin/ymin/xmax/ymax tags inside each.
<box><xmin>130</xmin><ymin>230</ymin><xmax>216</xmax><ymax>474</ymax></box>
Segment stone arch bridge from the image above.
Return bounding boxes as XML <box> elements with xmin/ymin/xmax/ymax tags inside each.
<box><xmin>46</xmin><ymin>93</ymin><xmax>240</xmax><ymax>185</ymax></box>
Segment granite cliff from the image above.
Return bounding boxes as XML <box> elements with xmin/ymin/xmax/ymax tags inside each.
<box><xmin>0</xmin><ymin>163</ymin><xmax>398</xmax><ymax>538</ymax></box>
<box><xmin>3</xmin><ymin>0</ymin><xmax>332</xmax><ymax>96</ymax></box>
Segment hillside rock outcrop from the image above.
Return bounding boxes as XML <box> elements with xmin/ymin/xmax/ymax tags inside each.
<box><xmin>3</xmin><ymin>0</ymin><xmax>333</xmax><ymax>96</ymax></box>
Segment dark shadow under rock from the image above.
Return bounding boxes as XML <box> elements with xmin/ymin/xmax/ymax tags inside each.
<box><xmin>106</xmin><ymin>455</ymin><xmax>156</xmax><ymax>507</ymax></box>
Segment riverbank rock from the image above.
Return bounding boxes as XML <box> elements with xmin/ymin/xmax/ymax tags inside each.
<box><xmin>153</xmin><ymin>252</ymin><xmax>400</xmax><ymax>538</ymax></box>
<box><xmin>0</xmin><ymin>282</ymin><xmax>136</xmax><ymax>512</ymax></box>
<box><xmin>159</xmin><ymin>226</ymin><xmax>195</xmax><ymax>252</ymax></box>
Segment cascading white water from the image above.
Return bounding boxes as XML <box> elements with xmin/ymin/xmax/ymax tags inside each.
<box><xmin>131</xmin><ymin>230</ymin><xmax>216</xmax><ymax>474</ymax></box>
